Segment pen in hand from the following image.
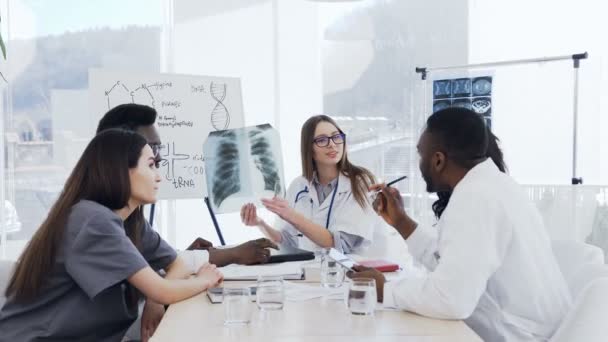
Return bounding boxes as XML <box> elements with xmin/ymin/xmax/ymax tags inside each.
<box><xmin>370</xmin><ymin>175</ymin><xmax>407</xmax><ymax>195</ymax></box>
<box><xmin>385</xmin><ymin>175</ymin><xmax>407</xmax><ymax>187</ymax></box>
<box><xmin>370</xmin><ymin>175</ymin><xmax>407</xmax><ymax>210</ymax></box>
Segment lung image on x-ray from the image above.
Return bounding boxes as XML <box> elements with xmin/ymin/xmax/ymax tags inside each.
<box><xmin>203</xmin><ymin>124</ymin><xmax>286</xmax><ymax>213</ymax></box>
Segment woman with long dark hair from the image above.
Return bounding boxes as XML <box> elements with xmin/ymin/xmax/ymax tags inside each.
<box><xmin>0</xmin><ymin>129</ymin><xmax>222</xmax><ymax>342</ymax></box>
<box><xmin>240</xmin><ymin>115</ymin><xmax>378</xmax><ymax>253</ymax></box>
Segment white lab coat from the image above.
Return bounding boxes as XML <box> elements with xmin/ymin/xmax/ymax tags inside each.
<box><xmin>276</xmin><ymin>173</ymin><xmax>376</xmax><ymax>253</ymax></box>
<box><xmin>384</xmin><ymin>160</ymin><xmax>572</xmax><ymax>342</ymax></box>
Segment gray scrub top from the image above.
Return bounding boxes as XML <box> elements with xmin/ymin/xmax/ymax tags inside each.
<box><xmin>0</xmin><ymin>200</ymin><xmax>177</xmax><ymax>342</ymax></box>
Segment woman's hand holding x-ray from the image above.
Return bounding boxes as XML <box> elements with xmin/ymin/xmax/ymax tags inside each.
<box><xmin>261</xmin><ymin>197</ymin><xmax>296</xmax><ymax>223</ymax></box>
<box><xmin>240</xmin><ymin>203</ymin><xmax>263</xmax><ymax>226</ymax></box>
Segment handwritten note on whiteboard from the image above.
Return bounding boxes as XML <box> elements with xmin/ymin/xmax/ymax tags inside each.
<box><xmin>88</xmin><ymin>69</ymin><xmax>245</xmax><ymax>199</ymax></box>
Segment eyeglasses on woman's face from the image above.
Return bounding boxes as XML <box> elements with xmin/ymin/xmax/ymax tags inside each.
<box><xmin>312</xmin><ymin>133</ymin><xmax>346</xmax><ymax>148</ymax></box>
<box><xmin>149</xmin><ymin>143</ymin><xmax>166</xmax><ymax>168</ymax></box>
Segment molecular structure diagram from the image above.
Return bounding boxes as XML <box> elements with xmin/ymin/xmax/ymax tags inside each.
<box><xmin>104</xmin><ymin>81</ymin><xmax>157</xmax><ymax>109</ymax></box>
<box><xmin>210</xmin><ymin>81</ymin><xmax>230</xmax><ymax>130</ymax></box>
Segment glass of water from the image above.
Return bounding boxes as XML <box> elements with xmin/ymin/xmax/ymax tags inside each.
<box><xmin>256</xmin><ymin>275</ymin><xmax>285</xmax><ymax>310</ymax></box>
<box><xmin>223</xmin><ymin>287</ymin><xmax>252</xmax><ymax>324</ymax></box>
<box><xmin>347</xmin><ymin>278</ymin><xmax>377</xmax><ymax>315</ymax></box>
<box><xmin>320</xmin><ymin>254</ymin><xmax>345</xmax><ymax>288</ymax></box>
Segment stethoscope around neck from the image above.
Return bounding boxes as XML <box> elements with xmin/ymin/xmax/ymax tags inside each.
<box><xmin>294</xmin><ymin>178</ymin><xmax>339</xmax><ymax>229</ymax></box>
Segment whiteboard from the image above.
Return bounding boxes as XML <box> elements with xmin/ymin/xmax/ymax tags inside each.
<box><xmin>88</xmin><ymin>69</ymin><xmax>245</xmax><ymax>199</ymax></box>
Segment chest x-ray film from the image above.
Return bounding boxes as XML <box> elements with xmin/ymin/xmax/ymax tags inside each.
<box><xmin>203</xmin><ymin>124</ymin><xmax>286</xmax><ymax>213</ymax></box>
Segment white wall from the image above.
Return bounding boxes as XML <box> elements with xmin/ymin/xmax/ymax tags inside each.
<box><xmin>173</xmin><ymin>0</ymin><xmax>275</xmax><ymax>128</ymax></box>
<box><xmin>275</xmin><ymin>0</ymin><xmax>323</xmax><ymax>183</ymax></box>
<box><xmin>468</xmin><ymin>0</ymin><xmax>608</xmax><ymax>185</ymax></box>
<box><xmin>170</xmin><ymin>0</ymin><xmax>322</xmax><ymax>248</ymax></box>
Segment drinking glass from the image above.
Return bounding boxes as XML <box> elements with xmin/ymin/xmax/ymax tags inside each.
<box><xmin>347</xmin><ymin>278</ymin><xmax>376</xmax><ymax>315</ymax></box>
<box><xmin>223</xmin><ymin>287</ymin><xmax>252</xmax><ymax>324</ymax></box>
<box><xmin>256</xmin><ymin>275</ymin><xmax>285</xmax><ymax>310</ymax></box>
<box><xmin>321</xmin><ymin>258</ymin><xmax>345</xmax><ymax>288</ymax></box>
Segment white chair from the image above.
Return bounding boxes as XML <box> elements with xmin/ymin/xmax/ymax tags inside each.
<box><xmin>551</xmin><ymin>240</ymin><xmax>604</xmax><ymax>298</ymax></box>
<box><xmin>569</xmin><ymin>263</ymin><xmax>608</xmax><ymax>300</ymax></box>
<box><xmin>550</xmin><ymin>277</ymin><xmax>608</xmax><ymax>342</ymax></box>
<box><xmin>0</xmin><ymin>260</ymin><xmax>16</xmax><ymax>309</ymax></box>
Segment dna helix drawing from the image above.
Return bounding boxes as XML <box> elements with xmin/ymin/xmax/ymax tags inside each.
<box><xmin>210</xmin><ymin>82</ymin><xmax>230</xmax><ymax>130</ymax></box>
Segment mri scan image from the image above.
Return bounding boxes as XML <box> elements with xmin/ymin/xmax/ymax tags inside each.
<box><xmin>471</xmin><ymin>96</ymin><xmax>492</xmax><ymax>116</ymax></box>
<box><xmin>484</xmin><ymin>117</ymin><xmax>492</xmax><ymax>129</ymax></box>
<box><xmin>472</xmin><ymin>77</ymin><xmax>492</xmax><ymax>96</ymax></box>
<box><xmin>452</xmin><ymin>98</ymin><xmax>473</xmax><ymax>110</ymax></box>
<box><xmin>433</xmin><ymin>100</ymin><xmax>451</xmax><ymax>113</ymax></box>
<box><xmin>433</xmin><ymin>79</ymin><xmax>452</xmax><ymax>99</ymax></box>
<box><xmin>432</xmin><ymin>76</ymin><xmax>493</xmax><ymax>122</ymax></box>
<box><xmin>204</xmin><ymin>124</ymin><xmax>286</xmax><ymax>213</ymax></box>
<box><xmin>451</xmin><ymin>78</ymin><xmax>472</xmax><ymax>97</ymax></box>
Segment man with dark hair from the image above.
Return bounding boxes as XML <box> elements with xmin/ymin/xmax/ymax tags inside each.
<box><xmin>350</xmin><ymin>108</ymin><xmax>571</xmax><ymax>342</ymax></box>
<box><xmin>97</xmin><ymin>104</ymin><xmax>277</xmax><ymax>266</ymax></box>
<box><xmin>98</xmin><ymin>104</ymin><xmax>277</xmax><ymax>342</ymax></box>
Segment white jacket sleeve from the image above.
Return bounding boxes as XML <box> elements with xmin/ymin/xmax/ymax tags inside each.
<box><xmin>406</xmin><ymin>223</ymin><xmax>439</xmax><ymax>270</ymax></box>
<box><xmin>383</xmin><ymin>187</ymin><xmax>512</xmax><ymax>320</ymax></box>
<box><xmin>274</xmin><ymin>178</ymin><xmax>302</xmax><ymax>248</ymax></box>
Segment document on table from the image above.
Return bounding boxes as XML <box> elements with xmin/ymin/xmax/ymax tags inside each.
<box><xmin>219</xmin><ymin>261</ymin><xmax>308</xmax><ymax>280</ymax></box>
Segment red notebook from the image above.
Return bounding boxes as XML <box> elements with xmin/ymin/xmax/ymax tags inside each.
<box><xmin>358</xmin><ymin>259</ymin><xmax>399</xmax><ymax>272</ymax></box>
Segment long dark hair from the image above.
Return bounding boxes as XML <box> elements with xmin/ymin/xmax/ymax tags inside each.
<box><xmin>300</xmin><ymin>115</ymin><xmax>376</xmax><ymax>208</ymax></box>
<box><xmin>6</xmin><ymin>129</ymin><xmax>148</xmax><ymax>302</ymax></box>
<box><xmin>432</xmin><ymin>129</ymin><xmax>507</xmax><ymax>219</ymax></box>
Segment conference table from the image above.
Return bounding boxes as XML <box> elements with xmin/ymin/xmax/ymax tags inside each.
<box><xmin>150</xmin><ymin>268</ymin><xmax>482</xmax><ymax>341</ymax></box>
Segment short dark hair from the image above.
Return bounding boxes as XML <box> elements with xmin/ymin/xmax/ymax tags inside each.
<box><xmin>432</xmin><ymin>127</ymin><xmax>507</xmax><ymax>219</ymax></box>
<box><xmin>96</xmin><ymin>103</ymin><xmax>157</xmax><ymax>133</ymax></box>
<box><xmin>425</xmin><ymin>107</ymin><xmax>489</xmax><ymax>169</ymax></box>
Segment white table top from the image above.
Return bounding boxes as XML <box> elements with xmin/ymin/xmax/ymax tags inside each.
<box><xmin>150</xmin><ymin>282</ymin><xmax>482</xmax><ymax>342</ymax></box>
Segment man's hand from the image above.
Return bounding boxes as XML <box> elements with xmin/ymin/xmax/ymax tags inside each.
<box><xmin>186</xmin><ymin>237</ymin><xmax>213</xmax><ymax>250</ymax></box>
<box><xmin>141</xmin><ymin>300</ymin><xmax>165</xmax><ymax>342</ymax></box>
<box><xmin>208</xmin><ymin>238</ymin><xmax>279</xmax><ymax>267</ymax></box>
<box><xmin>230</xmin><ymin>238</ymin><xmax>279</xmax><ymax>265</ymax></box>
<box><xmin>346</xmin><ymin>265</ymin><xmax>386</xmax><ymax>302</ymax></box>
<box><xmin>369</xmin><ymin>184</ymin><xmax>406</xmax><ymax>227</ymax></box>
<box><xmin>369</xmin><ymin>184</ymin><xmax>417</xmax><ymax>239</ymax></box>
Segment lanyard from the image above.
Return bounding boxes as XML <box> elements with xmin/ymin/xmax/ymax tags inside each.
<box><xmin>293</xmin><ymin>178</ymin><xmax>339</xmax><ymax>229</ymax></box>
<box><xmin>324</xmin><ymin>177</ymin><xmax>339</xmax><ymax>229</ymax></box>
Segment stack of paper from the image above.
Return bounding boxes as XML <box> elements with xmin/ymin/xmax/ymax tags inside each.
<box><xmin>219</xmin><ymin>261</ymin><xmax>307</xmax><ymax>281</ymax></box>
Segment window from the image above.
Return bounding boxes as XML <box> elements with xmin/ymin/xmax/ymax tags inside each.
<box><xmin>1</xmin><ymin>0</ymin><xmax>164</xmax><ymax>259</ymax></box>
